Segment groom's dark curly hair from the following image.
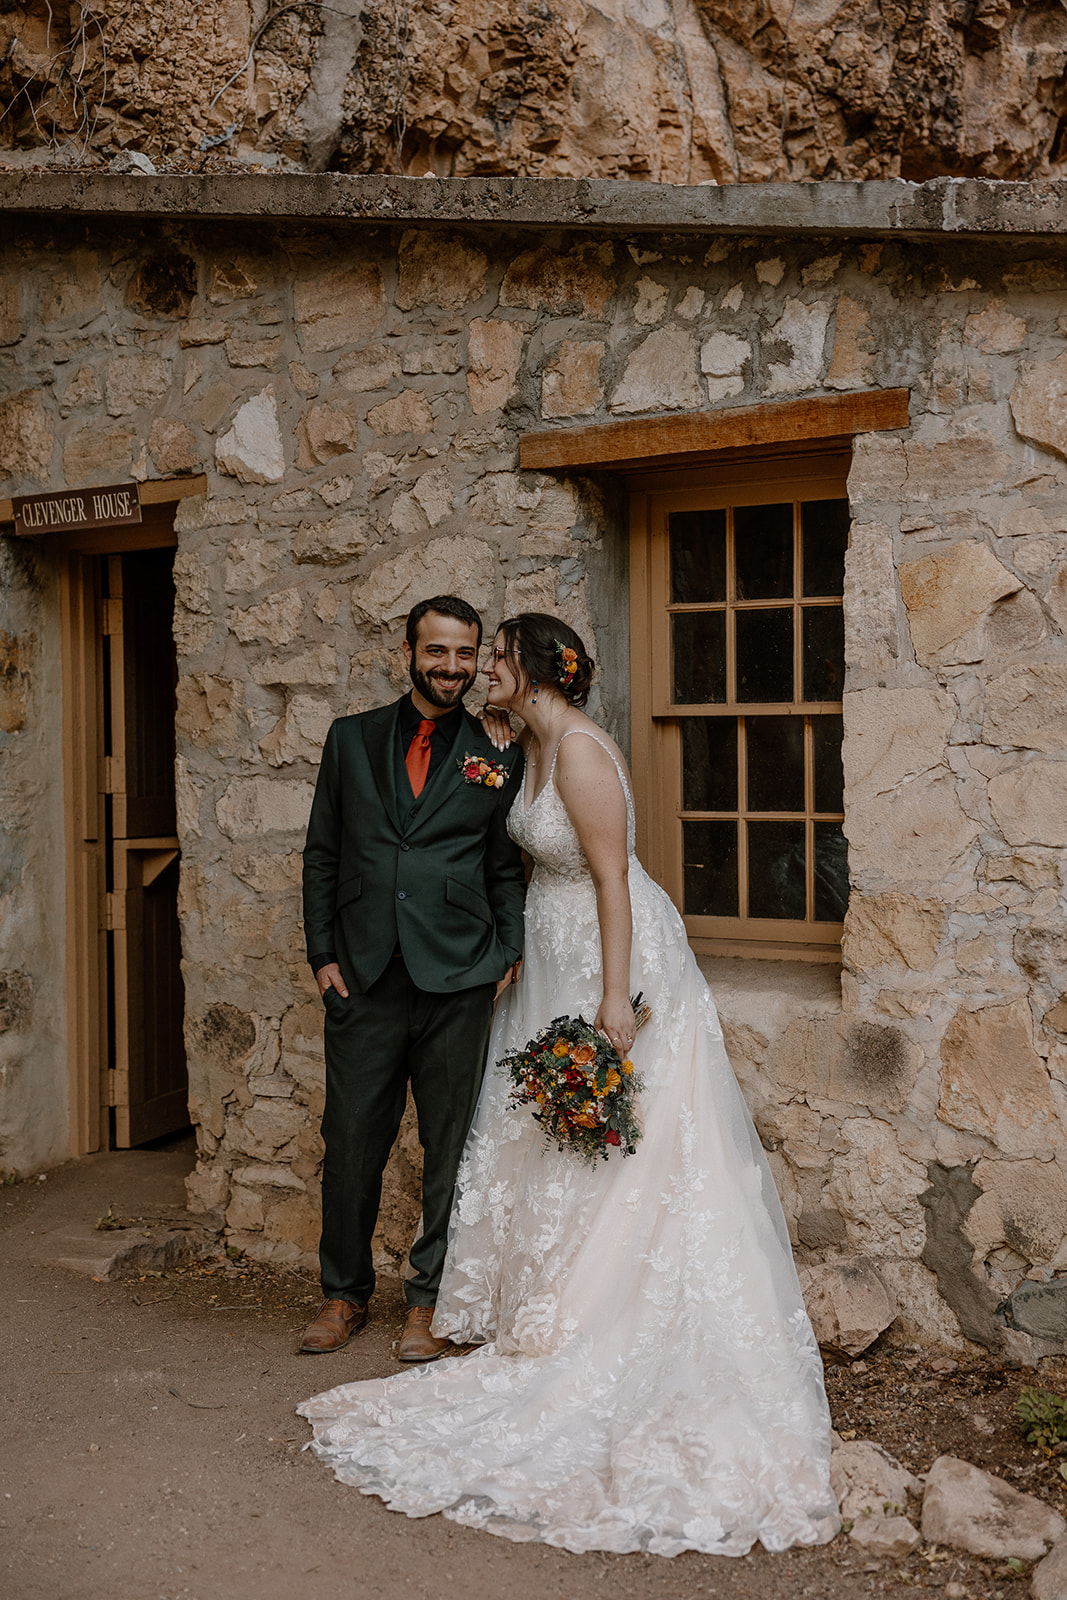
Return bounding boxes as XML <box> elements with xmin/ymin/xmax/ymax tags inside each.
<box><xmin>495</xmin><ymin>612</ymin><xmax>595</xmax><ymax>707</ymax></box>
<box><xmin>405</xmin><ymin>594</ymin><xmax>483</xmax><ymax>650</ymax></box>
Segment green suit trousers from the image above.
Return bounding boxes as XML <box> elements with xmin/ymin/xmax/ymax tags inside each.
<box><xmin>320</xmin><ymin>958</ymin><xmax>496</xmax><ymax>1309</ymax></box>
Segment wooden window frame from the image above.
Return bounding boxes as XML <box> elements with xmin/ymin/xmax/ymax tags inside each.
<box><xmin>629</xmin><ymin>449</ymin><xmax>850</xmax><ymax>962</ymax></box>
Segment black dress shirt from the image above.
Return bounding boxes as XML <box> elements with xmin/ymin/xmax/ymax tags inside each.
<box><xmin>396</xmin><ymin>694</ymin><xmax>464</xmax><ymax>791</ymax></box>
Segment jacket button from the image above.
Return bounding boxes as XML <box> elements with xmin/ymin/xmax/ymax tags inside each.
<box><xmin>400</xmin><ymin>843</ymin><xmax>410</xmax><ymax>852</ymax></box>
<box><xmin>397</xmin><ymin>891</ymin><xmax>407</xmax><ymax>900</ymax></box>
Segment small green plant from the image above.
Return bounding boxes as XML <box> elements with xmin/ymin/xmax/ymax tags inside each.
<box><xmin>95</xmin><ymin>1203</ymin><xmax>129</xmax><ymax>1232</ymax></box>
<box><xmin>1016</xmin><ymin>1384</ymin><xmax>1067</xmax><ymax>1453</ymax></box>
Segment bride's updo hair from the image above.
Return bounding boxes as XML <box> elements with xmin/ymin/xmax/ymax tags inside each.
<box><xmin>496</xmin><ymin>613</ymin><xmax>595</xmax><ymax>707</ymax></box>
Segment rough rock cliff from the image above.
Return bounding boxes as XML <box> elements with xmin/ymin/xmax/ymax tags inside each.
<box><xmin>2</xmin><ymin>1</ymin><xmax>1066</xmax><ymax>182</ymax></box>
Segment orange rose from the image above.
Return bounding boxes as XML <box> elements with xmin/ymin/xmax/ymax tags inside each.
<box><xmin>552</xmin><ymin>1038</ymin><xmax>571</xmax><ymax>1057</ymax></box>
<box><xmin>571</xmin><ymin>1043</ymin><xmax>596</xmax><ymax>1066</ymax></box>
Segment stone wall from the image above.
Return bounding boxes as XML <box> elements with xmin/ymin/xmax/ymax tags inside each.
<box><xmin>0</xmin><ymin>534</ymin><xmax>66</xmax><ymax>1175</ymax></box>
<box><xmin>2</xmin><ymin>2</ymin><xmax>1066</xmax><ymax>183</ymax></box>
<box><xmin>5</xmin><ymin>186</ymin><xmax>1067</xmax><ymax>1349</ymax></box>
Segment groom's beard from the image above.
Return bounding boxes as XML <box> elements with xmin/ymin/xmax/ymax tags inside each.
<box><xmin>408</xmin><ymin>661</ymin><xmax>475</xmax><ymax>709</ymax></box>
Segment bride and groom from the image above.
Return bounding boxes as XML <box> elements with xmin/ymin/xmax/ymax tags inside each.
<box><xmin>299</xmin><ymin>593</ymin><xmax>839</xmax><ymax>1555</ymax></box>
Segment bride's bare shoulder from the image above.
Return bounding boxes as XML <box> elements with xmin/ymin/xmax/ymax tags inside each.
<box><xmin>556</xmin><ymin>719</ymin><xmax>630</xmax><ymax>780</ymax></box>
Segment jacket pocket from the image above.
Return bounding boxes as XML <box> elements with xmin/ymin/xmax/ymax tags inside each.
<box><xmin>335</xmin><ymin>873</ymin><xmax>363</xmax><ymax>912</ymax></box>
<box><xmin>445</xmin><ymin>876</ymin><xmax>491</xmax><ymax>925</ymax></box>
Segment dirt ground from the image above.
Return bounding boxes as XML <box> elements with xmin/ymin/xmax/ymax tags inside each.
<box><xmin>2</xmin><ymin>1142</ymin><xmax>1064</xmax><ymax>1600</ymax></box>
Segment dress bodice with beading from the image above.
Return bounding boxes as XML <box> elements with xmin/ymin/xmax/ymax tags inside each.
<box><xmin>508</xmin><ymin>727</ymin><xmax>636</xmax><ymax>878</ymax></box>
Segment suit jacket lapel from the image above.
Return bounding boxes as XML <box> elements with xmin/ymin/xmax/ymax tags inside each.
<box><xmin>362</xmin><ymin>700</ymin><xmax>404</xmax><ymax>834</ymax></box>
<box><xmin>406</xmin><ymin>709</ymin><xmax>511</xmax><ymax>834</ymax></box>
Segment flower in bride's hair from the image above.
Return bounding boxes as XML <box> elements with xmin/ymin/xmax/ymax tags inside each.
<box><xmin>555</xmin><ymin>641</ymin><xmax>579</xmax><ymax>685</ymax></box>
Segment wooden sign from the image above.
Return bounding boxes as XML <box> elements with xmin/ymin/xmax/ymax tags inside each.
<box><xmin>12</xmin><ymin>482</ymin><xmax>142</xmax><ymax>536</ymax></box>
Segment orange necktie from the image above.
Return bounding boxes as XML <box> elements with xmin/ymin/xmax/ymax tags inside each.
<box><xmin>405</xmin><ymin>718</ymin><xmax>436</xmax><ymax>798</ymax></box>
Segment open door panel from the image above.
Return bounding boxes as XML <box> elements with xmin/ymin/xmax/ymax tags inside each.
<box><xmin>105</xmin><ymin>550</ymin><xmax>188</xmax><ymax>1146</ymax></box>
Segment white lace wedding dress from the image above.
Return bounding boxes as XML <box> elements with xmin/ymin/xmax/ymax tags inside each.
<box><xmin>300</xmin><ymin>730</ymin><xmax>839</xmax><ymax>1556</ymax></box>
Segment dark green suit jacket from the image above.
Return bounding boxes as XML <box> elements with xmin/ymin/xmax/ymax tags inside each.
<box><xmin>303</xmin><ymin>700</ymin><xmax>526</xmax><ymax>995</ymax></box>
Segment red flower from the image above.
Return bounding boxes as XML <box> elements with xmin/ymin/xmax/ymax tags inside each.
<box><xmin>465</xmin><ymin>762</ymin><xmax>481</xmax><ymax>778</ymax></box>
<box><xmin>605</xmin><ymin>1130</ymin><xmax>621</xmax><ymax>1146</ymax></box>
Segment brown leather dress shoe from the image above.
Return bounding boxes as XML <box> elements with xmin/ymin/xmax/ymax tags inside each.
<box><xmin>397</xmin><ymin>1305</ymin><xmax>451</xmax><ymax>1363</ymax></box>
<box><xmin>299</xmin><ymin>1298</ymin><xmax>368</xmax><ymax>1353</ymax></box>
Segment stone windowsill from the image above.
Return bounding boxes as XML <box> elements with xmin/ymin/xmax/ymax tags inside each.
<box><xmin>695</xmin><ymin>955</ymin><xmax>843</xmax><ymax>1075</ymax></box>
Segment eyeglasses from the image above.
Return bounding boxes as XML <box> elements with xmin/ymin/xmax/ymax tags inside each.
<box><xmin>485</xmin><ymin>647</ymin><xmax>521</xmax><ymax>664</ymax></box>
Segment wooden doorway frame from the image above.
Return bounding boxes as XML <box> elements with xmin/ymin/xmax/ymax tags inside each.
<box><xmin>49</xmin><ymin>478</ymin><xmax>205</xmax><ymax>1155</ymax></box>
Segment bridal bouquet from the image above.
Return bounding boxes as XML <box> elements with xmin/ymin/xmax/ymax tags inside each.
<box><xmin>502</xmin><ymin>996</ymin><xmax>651</xmax><ymax>1165</ymax></box>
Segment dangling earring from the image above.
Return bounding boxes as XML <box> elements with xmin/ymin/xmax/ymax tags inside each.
<box><xmin>531</xmin><ymin>680</ymin><xmax>539</xmax><ymax>705</ymax></box>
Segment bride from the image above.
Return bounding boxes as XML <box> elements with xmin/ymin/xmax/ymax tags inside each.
<box><xmin>300</xmin><ymin>612</ymin><xmax>839</xmax><ymax>1556</ymax></box>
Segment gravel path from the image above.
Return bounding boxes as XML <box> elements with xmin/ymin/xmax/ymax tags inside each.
<box><xmin>1</xmin><ymin>1143</ymin><xmax>1058</xmax><ymax>1600</ymax></box>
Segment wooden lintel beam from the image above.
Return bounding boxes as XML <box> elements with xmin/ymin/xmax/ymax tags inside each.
<box><xmin>137</xmin><ymin>474</ymin><xmax>207</xmax><ymax>507</ymax></box>
<box><xmin>519</xmin><ymin>388</ymin><xmax>910</xmax><ymax>472</ymax></box>
<box><xmin>0</xmin><ymin>473</ymin><xmax>207</xmax><ymax>528</ymax></box>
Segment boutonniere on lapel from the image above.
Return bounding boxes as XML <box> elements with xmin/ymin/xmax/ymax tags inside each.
<box><xmin>458</xmin><ymin>752</ymin><xmax>509</xmax><ymax>789</ymax></box>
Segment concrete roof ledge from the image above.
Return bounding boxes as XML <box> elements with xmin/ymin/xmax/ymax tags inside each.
<box><xmin>1</xmin><ymin>172</ymin><xmax>1066</xmax><ymax>238</ymax></box>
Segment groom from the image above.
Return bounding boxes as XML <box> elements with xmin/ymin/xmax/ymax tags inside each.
<box><xmin>300</xmin><ymin>595</ymin><xmax>526</xmax><ymax>1361</ymax></box>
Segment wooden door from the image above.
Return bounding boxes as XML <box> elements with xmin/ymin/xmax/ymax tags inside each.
<box><xmin>104</xmin><ymin>549</ymin><xmax>188</xmax><ymax>1145</ymax></box>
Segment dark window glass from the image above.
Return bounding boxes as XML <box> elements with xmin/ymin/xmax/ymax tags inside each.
<box><xmin>813</xmin><ymin>715</ymin><xmax>844</xmax><ymax>813</ymax></box>
<box><xmin>747</xmin><ymin>715</ymin><xmax>804</xmax><ymax>813</ymax></box>
<box><xmin>683</xmin><ymin>820</ymin><xmax>738</xmax><ymax>916</ymax></box>
<box><xmin>736</xmin><ymin>608</ymin><xmax>793</xmax><ymax>702</ymax></box>
<box><xmin>670</xmin><ymin>509</ymin><xmax>727</xmax><ymax>603</ymax></box>
<box><xmin>802</xmin><ymin>498</ymin><xmax>850</xmax><ymax>597</ymax></box>
<box><xmin>802</xmin><ymin>607</ymin><xmax>844</xmax><ymax>701</ymax></box>
<box><xmin>672</xmin><ymin>611</ymin><xmax>726</xmax><ymax>705</ymax></box>
<box><xmin>748</xmin><ymin>820</ymin><xmax>806</xmax><ymax>920</ymax></box>
<box><xmin>734</xmin><ymin>503</ymin><xmax>794</xmax><ymax>599</ymax></box>
<box><xmin>682</xmin><ymin>718</ymin><xmax>737</xmax><ymax>812</ymax></box>
<box><xmin>814</xmin><ymin>821</ymin><xmax>849</xmax><ymax>921</ymax></box>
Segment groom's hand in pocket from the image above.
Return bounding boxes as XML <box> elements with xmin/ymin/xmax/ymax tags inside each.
<box><xmin>317</xmin><ymin>962</ymin><xmax>349</xmax><ymax>1000</ymax></box>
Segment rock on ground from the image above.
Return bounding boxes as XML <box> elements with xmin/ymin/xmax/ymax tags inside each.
<box><xmin>848</xmin><ymin>1515</ymin><xmax>921</xmax><ymax>1559</ymax></box>
<box><xmin>799</xmin><ymin>1259</ymin><xmax>898</xmax><ymax>1357</ymax></box>
<box><xmin>920</xmin><ymin>1454</ymin><xmax>1065</xmax><ymax>1562</ymax></box>
<box><xmin>831</xmin><ymin>1438</ymin><xmax>922</xmax><ymax>1520</ymax></box>
<box><xmin>1032</xmin><ymin>1532</ymin><xmax>1067</xmax><ymax>1600</ymax></box>
<box><xmin>831</xmin><ymin>1437</ymin><xmax>921</xmax><ymax>1557</ymax></box>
